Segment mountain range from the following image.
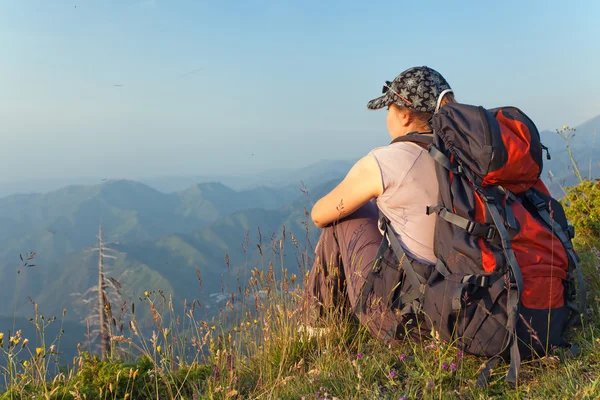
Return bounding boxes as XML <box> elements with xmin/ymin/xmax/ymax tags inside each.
<box><xmin>0</xmin><ymin>171</ymin><xmax>338</xmax><ymax>335</ymax></box>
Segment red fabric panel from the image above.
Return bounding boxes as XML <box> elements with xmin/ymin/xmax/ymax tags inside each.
<box><xmin>510</xmin><ymin>201</ymin><xmax>568</xmax><ymax>309</ymax></box>
<box><xmin>522</xmin><ymin>277</ymin><xmax>564</xmax><ymax>309</ymax></box>
<box><xmin>482</xmin><ymin>110</ymin><xmax>540</xmax><ymax>193</ymax></box>
<box><xmin>474</xmin><ymin>192</ymin><xmax>496</xmax><ymax>272</ymax></box>
<box><xmin>479</xmin><ymin>237</ymin><xmax>496</xmax><ymax>273</ymax></box>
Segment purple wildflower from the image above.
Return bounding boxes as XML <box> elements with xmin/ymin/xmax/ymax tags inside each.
<box><xmin>399</xmin><ymin>353</ymin><xmax>406</xmax><ymax>361</ymax></box>
<box><xmin>316</xmin><ymin>390</ymin><xmax>321</xmax><ymax>397</ymax></box>
<box><xmin>212</xmin><ymin>364</ymin><xmax>220</xmax><ymax>380</ymax></box>
<box><xmin>193</xmin><ymin>394</ymin><xmax>198</xmax><ymax>400</ymax></box>
<box><xmin>357</xmin><ymin>352</ymin><xmax>363</xmax><ymax>359</ymax></box>
<box><xmin>427</xmin><ymin>380</ymin><xmax>434</xmax><ymax>389</ymax></box>
<box><xmin>442</xmin><ymin>362</ymin><xmax>449</xmax><ymax>370</ymax></box>
<box><xmin>450</xmin><ymin>362</ymin><xmax>457</xmax><ymax>371</ymax></box>
<box><xmin>456</xmin><ymin>350</ymin><xmax>464</xmax><ymax>359</ymax></box>
<box><xmin>400</xmin><ymin>397</ymin><xmax>407</xmax><ymax>400</ymax></box>
<box><xmin>388</xmin><ymin>369</ymin><xmax>397</xmax><ymax>379</ymax></box>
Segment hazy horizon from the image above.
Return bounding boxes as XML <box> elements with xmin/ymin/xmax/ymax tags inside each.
<box><xmin>2</xmin><ymin>0</ymin><xmax>600</xmax><ymax>182</ymax></box>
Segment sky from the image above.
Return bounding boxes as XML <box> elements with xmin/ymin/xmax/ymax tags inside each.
<box><xmin>1</xmin><ymin>0</ymin><xmax>599</xmax><ymax>182</ymax></box>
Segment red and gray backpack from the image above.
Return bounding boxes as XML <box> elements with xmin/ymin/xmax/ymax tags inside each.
<box><xmin>369</xmin><ymin>103</ymin><xmax>587</xmax><ymax>386</ymax></box>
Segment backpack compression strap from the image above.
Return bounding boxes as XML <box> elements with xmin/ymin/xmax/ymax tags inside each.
<box><xmin>479</xmin><ymin>188</ymin><xmax>524</xmax><ymax>385</ymax></box>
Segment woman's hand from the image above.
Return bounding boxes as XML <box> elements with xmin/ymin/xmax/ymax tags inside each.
<box><xmin>311</xmin><ymin>154</ymin><xmax>383</xmax><ymax>228</ymax></box>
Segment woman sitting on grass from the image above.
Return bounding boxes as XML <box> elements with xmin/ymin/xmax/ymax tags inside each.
<box><xmin>302</xmin><ymin>66</ymin><xmax>455</xmax><ymax>342</ymax></box>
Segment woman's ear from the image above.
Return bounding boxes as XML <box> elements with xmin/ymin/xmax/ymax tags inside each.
<box><xmin>395</xmin><ymin>107</ymin><xmax>412</xmax><ymax>127</ymax></box>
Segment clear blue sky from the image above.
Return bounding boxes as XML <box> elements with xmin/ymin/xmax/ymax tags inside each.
<box><xmin>1</xmin><ymin>0</ymin><xmax>599</xmax><ymax>181</ymax></box>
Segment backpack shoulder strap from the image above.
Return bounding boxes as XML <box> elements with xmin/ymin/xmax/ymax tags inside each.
<box><xmin>390</xmin><ymin>131</ymin><xmax>434</xmax><ymax>148</ymax></box>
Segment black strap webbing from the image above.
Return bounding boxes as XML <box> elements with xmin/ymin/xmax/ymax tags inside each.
<box><xmin>476</xmin><ymin>356</ymin><xmax>502</xmax><ymax>388</ymax></box>
<box><xmin>484</xmin><ymin>196</ymin><xmax>523</xmax><ymax>385</ymax></box>
<box><xmin>383</xmin><ymin>213</ymin><xmax>427</xmax><ymax>292</ymax></box>
<box><xmin>354</xmin><ymin>231</ymin><xmax>390</xmax><ymax>314</ymax></box>
<box><xmin>427</xmin><ymin>206</ymin><xmax>497</xmax><ymax>240</ymax></box>
<box><xmin>428</xmin><ymin>146</ymin><xmax>463</xmax><ymax>175</ymax></box>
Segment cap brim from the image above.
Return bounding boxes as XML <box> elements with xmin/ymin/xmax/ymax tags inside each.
<box><xmin>367</xmin><ymin>94</ymin><xmax>393</xmax><ymax>110</ymax></box>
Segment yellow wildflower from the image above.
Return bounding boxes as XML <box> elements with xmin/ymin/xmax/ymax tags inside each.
<box><xmin>246</xmin><ymin>321</ymin><xmax>251</xmax><ymax>326</ymax></box>
<box><xmin>144</xmin><ymin>291</ymin><xmax>149</xmax><ymax>297</ymax></box>
<box><xmin>36</xmin><ymin>347</ymin><xmax>43</xmax><ymax>356</ymax></box>
<box><xmin>23</xmin><ymin>361</ymin><xmax>29</xmax><ymax>367</ymax></box>
<box><xmin>211</xmin><ymin>326</ymin><xmax>216</xmax><ymax>331</ymax></box>
<box><xmin>22</xmin><ymin>338</ymin><xmax>29</xmax><ymax>347</ymax></box>
<box><xmin>563</xmin><ymin>125</ymin><xmax>568</xmax><ymax>130</ymax></box>
<box><xmin>253</xmin><ymin>319</ymin><xmax>258</xmax><ymax>324</ymax></box>
<box><xmin>0</xmin><ymin>333</ymin><xmax>4</xmax><ymax>340</ymax></box>
<box><xmin>157</xmin><ymin>345</ymin><xmax>161</xmax><ymax>353</ymax></box>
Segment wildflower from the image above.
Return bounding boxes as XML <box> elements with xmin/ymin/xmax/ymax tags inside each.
<box><xmin>450</xmin><ymin>362</ymin><xmax>457</xmax><ymax>371</ymax></box>
<box><xmin>23</xmin><ymin>361</ymin><xmax>29</xmax><ymax>367</ymax></box>
<box><xmin>246</xmin><ymin>321</ymin><xmax>251</xmax><ymax>326</ymax></box>
<box><xmin>22</xmin><ymin>338</ymin><xmax>29</xmax><ymax>348</ymax></box>
<box><xmin>442</xmin><ymin>362</ymin><xmax>449</xmax><ymax>370</ymax></box>
<box><xmin>400</xmin><ymin>398</ymin><xmax>407</xmax><ymax>400</ymax></box>
<box><xmin>211</xmin><ymin>326</ymin><xmax>216</xmax><ymax>331</ymax></box>
<box><xmin>36</xmin><ymin>347</ymin><xmax>43</xmax><ymax>356</ymax></box>
<box><xmin>427</xmin><ymin>380</ymin><xmax>434</xmax><ymax>389</ymax></box>
<box><xmin>0</xmin><ymin>333</ymin><xmax>4</xmax><ymax>340</ymax></box>
<box><xmin>144</xmin><ymin>291</ymin><xmax>149</xmax><ymax>297</ymax></box>
<box><xmin>388</xmin><ymin>369</ymin><xmax>397</xmax><ymax>379</ymax></box>
<box><xmin>156</xmin><ymin>345</ymin><xmax>161</xmax><ymax>353</ymax></box>
<box><xmin>399</xmin><ymin>353</ymin><xmax>405</xmax><ymax>361</ymax></box>
<box><xmin>357</xmin><ymin>352</ymin><xmax>363</xmax><ymax>359</ymax></box>
<box><xmin>563</xmin><ymin>125</ymin><xmax>568</xmax><ymax>130</ymax></box>
<box><xmin>253</xmin><ymin>319</ymin><xmax>258</xmax><ymax>324</ymax></box>
<box><xmin>456</xmin><ymin>350</ymin><xmax>464</xmax><ymax>359</ymax></box>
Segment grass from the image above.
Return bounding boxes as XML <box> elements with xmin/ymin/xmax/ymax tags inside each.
<box><xmin>0</xmin><ymin>228</ymin><xmax>599</xmax><ymax>400</ymax></box>
<box><xmin>2</xmin><ymin>176</ymin><xmax>600</xmax><ymax>399</ymax></box>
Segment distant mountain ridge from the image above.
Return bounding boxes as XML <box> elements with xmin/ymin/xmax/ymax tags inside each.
<box><xmin>0</xmin><ymin>159</ymin><xmax>354</xmax><ymax>198</ymax></box>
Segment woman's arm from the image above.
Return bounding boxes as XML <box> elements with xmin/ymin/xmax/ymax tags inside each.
<box><xmin>311</xmin><ymin>154</ymin><xmax>383</xmax><ymax>228</ymax></box>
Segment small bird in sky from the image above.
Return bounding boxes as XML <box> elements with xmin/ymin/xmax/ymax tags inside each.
<box><xmin>113</xmin><ymin>84</ymin><xmax>124</xmax><ymax>87</ymax></box>
<box><xmin>179</xmin><ymin>68</ymin><xmax>204</xmax><ymax>78</ymax></box>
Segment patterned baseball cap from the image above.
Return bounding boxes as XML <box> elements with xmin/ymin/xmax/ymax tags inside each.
<box><xmin>367</xmin><ymin>66</ymin><xmax>452</xmax><ymax>113</ymax></box>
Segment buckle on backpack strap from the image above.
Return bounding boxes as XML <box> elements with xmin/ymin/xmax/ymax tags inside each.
<box><xmin>485</xmin><ymin>226</ymin><xmax>497</xmax><ymax>240</ymax></box>
<box><xmin>465</xmin><ymin>220</ymin><xmax>476</xmax><ymax>234</ymax></box>
<box><xmin>527</xmin><ymin>192</ymin><xmax>546</xmax><ymax>210</ymax></box>
<box><xmin>567</xmin><ymin>225</ymin><xmax>575</xmax><ymax>239</ymax></box>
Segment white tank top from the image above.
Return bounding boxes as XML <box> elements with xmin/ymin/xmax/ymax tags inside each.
<box><xmin>369</xmin><ymin>141</ymin><xmax>439</xmax><ymax>264</ymax></box>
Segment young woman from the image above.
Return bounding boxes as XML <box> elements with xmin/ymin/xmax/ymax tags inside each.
<box><xmin>302</xmin><ymin>66</ymin><xmax>456</xmax><ymax>343</ymax></box>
